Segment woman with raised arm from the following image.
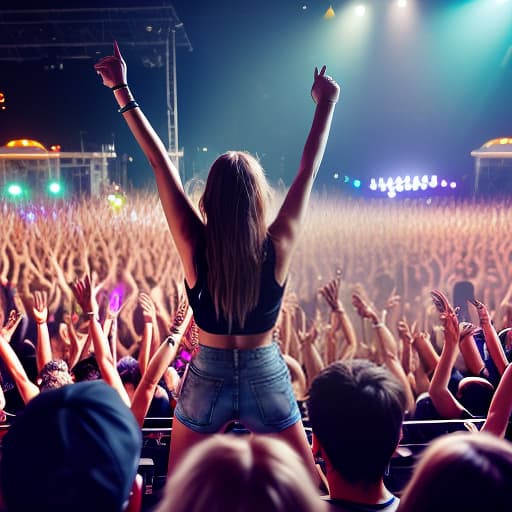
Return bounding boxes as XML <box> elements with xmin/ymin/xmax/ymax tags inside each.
<box><xmin>94</xmin><ymin>42</ymin><xmax>339</xmax><ymax>477</ymax></box>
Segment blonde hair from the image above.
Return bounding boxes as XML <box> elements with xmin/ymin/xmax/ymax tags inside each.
<box><xmin>399</xmin><ymin>432</ymin><xmax>512</xmax><ymax>512</ymax></box>
<box><xmin>156</xmin><ymin>435</ymin><xmax>325</xmax><ymax>512</ymax></box>
<box><xmin>200</xmin><ymin>151</ymin><xmax>270</xmax><ymax>331</ymax></box>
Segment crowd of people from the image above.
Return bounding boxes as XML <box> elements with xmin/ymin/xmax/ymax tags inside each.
<box><xmin>2</xmin><ymin>195</ymin><xmax>512</xmax><ymax>510</ymax></box>
<box><xmin>0</xmin><ymin>42</ymin><xmax>512</xmax><ymax>511</ymax></box>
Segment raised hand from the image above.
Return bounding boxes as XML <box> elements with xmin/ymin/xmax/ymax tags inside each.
<box><xmin>319</xmin><ymin>277</ymin><xmax>343</xmax><ymax>312</ymax></box>
<box><xmin>1</xmin><ymin>309</ymin><xmax>22</xmax><ymax>343</ymax></box>
<box><xmin>311</xmin><ymin>65</ymin><xmax>340</xmax><ymax>105</ymax></box>
<box><xmin>139</xmin><ymin>292</ymin><xmax>156</xmax><ymax>324</ymax></box>
<box><xmin>94</xmin><ymin>40</ymin><xmax>127</xmax><ymax>88</ymax></box>
<box><xmin>430</xmin><ymin>289</ymin><xmax>459</xmax><ymax>346</ymax></box>
<box><xmin>397</xmin><ymin>318</ymin><xmax>413</xmax><ymax>342</ymax></box>
<box><xmin>470</xmin><ymin>298</ymin><xmax>491</xmax><ymax>325</ymax></box>
<box><xmin>71</xmin><ymin>274</ymin><xmax>97</xmax><ymax>316</ymax></box>
<box><xmin>351</xmin><ymin>291</ymin><xmax>379</xmax><ymax>323</ymax></box>
<box><xmin>30</xmin><ymin>290</ymin><xmax>48</xmax><ymax>325</ymax></box>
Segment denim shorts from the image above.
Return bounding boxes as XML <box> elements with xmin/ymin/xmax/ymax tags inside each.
<box><xmin>174</xmin><ymin>342</ymin><xmax>301</xmax><ymax>434</ymax></box>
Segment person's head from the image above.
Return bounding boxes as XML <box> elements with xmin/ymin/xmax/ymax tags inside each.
<box><xmin>38</xmin><ymin>359</ymin><xmax>73</xmax><ymax>391</ymax></box>
<box><xmin>200</xmin><ymin>151</ymin><xmax>271</xmax><ymax>330</ymax></box>
<box><xmin>307</xmin><ymin>359</ymin><xmax>406</xmax><ymax>486</ymax></box>
<box><xmin>399</xmin><ymin>432</ymin><xmax>512</xmax><ymax>512</ymax></box>
<box><xmin>456</xmin><ymin>376</ymin><xmax>495</xmax><ymax>417</ymax></box>
<box><xmin>499</xmin><ymin>327</ymin><xmax>512</xmax><ymax>352</ymax></box>
<box><xmin>156</xmin><ymin>434</ymin><xmax>325</xmax><ymax>512</ymax></box>
<box><xmin>0</xmin><ymin>380</ymin><xmax>142</xmax><ymax>512</ymax></box>
<box><xmin>117</xmin><ymin>356</ymin><xmax>142</xmax><ymax>400</ymax></box>
<box><xmin>71</xmin><ymin>354</ymin><xmax>101</xmax><ymax>382</ymax></box>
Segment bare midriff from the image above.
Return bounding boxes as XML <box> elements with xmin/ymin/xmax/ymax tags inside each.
<box><xmin>197</xmin><ymin>327</ymin><xmax>274</xmax><ymax>350</ymax></box>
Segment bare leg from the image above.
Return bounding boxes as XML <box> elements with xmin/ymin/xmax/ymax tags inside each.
<box><xmin>167</xmin><ymin>417</ymin><xmax>210</xmax><ymax>476</ymax></box>
<box><xmin>269</xmin><ymin>421</ymin><xmax>321</xmax><ymax>487</ymax></box>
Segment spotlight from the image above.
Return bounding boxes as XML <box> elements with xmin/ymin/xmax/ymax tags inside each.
<box><xmin>355</xmin><ymin>5</ymin><xmax>366</xmax><ymax>17</ymax></box>
<box><xmin>48</xmin><ymin>181</ymin><xmax>63</xmax><ymax>196</ymax></box>
<box><xmin>7</xmin><ymin>184</ymin><xmax>23</xmax><ymax>197</ymax></box>
<box><xmin>352</xmin><ymin>179</ymin><xmax>361</xmax><ymax>188</ymax></box>
<box><xmin>449</xmin><ymin>182</ymin><xmax>457</xmax><ymax>189</ymax></box>
<box><xmin>333</xmin><ymin>172</ymin><xmax>339</xmax><ymax>179</ymax></box>
<box><xmin>324</xmin><ymin>5</ymin><xmax>335</xmax><ymax>18</ymax></box>
<box><xmin>397</xmin><ymin>0</ymin><xmax>407</xmax><ymax>7</ymax></box>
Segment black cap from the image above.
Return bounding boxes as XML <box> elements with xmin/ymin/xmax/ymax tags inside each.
<box><xmin>1</xmin><ymin>381</ymin><xmax>142</xmax><ymax>512</ymax></box>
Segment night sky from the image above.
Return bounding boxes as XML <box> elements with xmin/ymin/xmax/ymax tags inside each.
<box><xmin>1</xmin><ymin>0</ymin><xmax>511</xmax><ymax>190</ymax></box>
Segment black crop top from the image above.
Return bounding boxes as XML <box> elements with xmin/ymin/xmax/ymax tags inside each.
<box><xmin>185</xmin><ymin>237</ymin><xmax>285</xmax><ymax>335</ymax></box>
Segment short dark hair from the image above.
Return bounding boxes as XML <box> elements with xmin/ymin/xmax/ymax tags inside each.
<box><xmin>307</xmin><ymin>359</ymin><xmax>405</xmax><ymax>485</ymax></box>
<box><xmin>117</xmin><ymin>356</ymin><xmax>141</xmax><ymax>386</ymax></box>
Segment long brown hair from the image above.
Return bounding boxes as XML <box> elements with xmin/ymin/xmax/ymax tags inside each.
<box><xmin>200</xmin><ymin>151</ymin><xmax>269</xmax><ymax>331</ymax></box>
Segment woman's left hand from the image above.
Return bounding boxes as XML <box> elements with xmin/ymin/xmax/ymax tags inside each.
<box><xmin>311</xmin><ymin>65</ymin><xmax>340</xmax><ymax>105</ymax></box>
<box><xmin>94</xmin><ymin>40</ymin><xmax>127</xmax><ymax>88</ymax></box>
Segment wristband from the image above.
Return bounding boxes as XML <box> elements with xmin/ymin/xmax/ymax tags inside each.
<box><xmin>372</xmin><ymin>322</ymin><xmax>385</xmax><ymax>329</ymax></box>
<box><xmin>118</xmin><ymin>100</ymin><xmax>139</xmax><ymax>114</ymax></box>
<box><xmin>86</xmin><ymin>311</ymin><xmax>99</xmax><ymax>322</ymax></box>
<box><xmin>111</xmin><ymin>83</ymin><xmax>128</xmax><ymax>91</ymax></box>
<box><xmin>165</xmin><ymin>335</ymin><xmax>177</xmax><ymax>347</ymax></box>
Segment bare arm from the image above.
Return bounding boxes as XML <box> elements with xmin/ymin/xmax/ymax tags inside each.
<box><xmin>482</xmin><ymin>362</ymin><xmax>512</xmax><ymax>437</ymax></box>
<box><xmin>137</xmin><ymin>293</ymin><xmax>155</xmax><ymax>375</ymax></box>
<box><xmin>94</xmin><ymin>42</ymin><xmax>202</xmax><ymax>283</ymax></box>
<box><xmin>0</xmin><ymin>332</ymin><xmax>39</xmax><ymax>404</ymax></box>
<box><xmin>30</xmin><ymin>290</ymin><xmax>53</xmax><ymax>373</ymax></box>
<box><xmin>270</xmin><ymin>67</ymin><xmax>339</xmax><ymax>282</ymax></box>
<box><xmin>352</xmin><ymin>291</ymin><xmax>416</xmax><ymax>415</ymax></box>
<box><xmin>298</xmin><ymin>324</ymin><xmax>325</xmax><ymax>389</ymax></box>
<box><xmin>320</xmin><ymin>277</ymin><xmax>357</xmax><ymax>362</ymax></box>
<box><xmin>472</xmin><ymin>299</ymin><xmax>508</xmax><ymax>375</ymax></box>
<box><xmin>71</xmin><ymin>275</ymin><xmax>130</xmax><ymax>407</ymax></box>
<box><xmin>428</xmin><ymin>290</ymin><xmax>468</xmax><ymax>419</ymax></box>
<box><xmin>131</xmin><ymin>302</ymin><xmax>192</xmax><ymax>427</ymax></box>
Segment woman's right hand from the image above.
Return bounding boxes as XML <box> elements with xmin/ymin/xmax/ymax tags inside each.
<box><xmin>94</xmin><ymin>40</ymin><xmax>127</xmax><ymax>88</ymax></box>
<box><xmin>311</xmin><ymin>65</ymin><xmax>340</xmax><ymax>105</ymax></box>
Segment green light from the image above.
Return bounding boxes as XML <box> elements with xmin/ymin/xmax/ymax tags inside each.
<box><xmin>353</xmin><ymin>179</ymin><xmax>362</xmax><ymax>188</ymax></box>
<box><xmin>48</xmin><ymin>182</ymin><xmax>62</xmax><ymax>195</ymax></box>
<box><xmin>7</xmin><ymin>184</ymin><xmax>23</xmax><ymax>197</ymax></box>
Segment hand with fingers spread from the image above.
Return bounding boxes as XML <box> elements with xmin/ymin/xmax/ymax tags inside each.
<box><xmin>94</xmin><ymin>40</ymin><xmax>127</xmax><ymax>89</ymax></box>
<box><xmin>31</xmin><ymin>290</ymin><xmax>48</xmax><ymax>326</ymax></box>
<box><xmin>311</xmin><ymin>65</ymin><xmax>340</xmax><ymax>105</ymax></box>
<box><xmin>319</xmin><ymin>277</ymin><xmax>343</xmax><ymax>313</ymax></box>
<box><xmin>71</xmin><ymin>274</ymin><xmax>97</xmax><ymax>318</ymax></box>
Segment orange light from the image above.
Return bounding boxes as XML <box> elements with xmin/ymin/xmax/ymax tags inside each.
<box><xmin>6</xmin><ymin>139</ymin><xmax>47</xmax><ymax>151</ymax></box>
<box><xmin>50</xmin><ymin>145</ymin><xmax>61</xmax><ymax>152</ymax></box>
<box><xmin>0</xmin><ymin>92</ymin><xmax>4</xmax><ymax>103</ymax></box>
<box><xmin>324</xmin><ymin>5</ymin><xmax>335</xmax><ymax>18</ymax></box>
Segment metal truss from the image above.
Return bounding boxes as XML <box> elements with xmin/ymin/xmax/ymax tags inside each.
<box><xmin>0</xmin><ymin>5</ymin><xmax>192</xmax><ymax>171</ymax></box>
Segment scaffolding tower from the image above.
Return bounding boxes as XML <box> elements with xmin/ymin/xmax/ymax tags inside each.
<box><xmin>0</xmin><ymin>5</ymin><xmax>192</xmax><ymax>175</ymax></box>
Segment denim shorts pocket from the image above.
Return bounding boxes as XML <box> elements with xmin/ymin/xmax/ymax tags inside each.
<box><xmin>250</xmin><ymin>367</ymin><xmax>295</xmax><ymax>427</ymax></box>
<box><xmin>177</xmin><ymin>364</ymin><xmax>224</xmax><ymax>427</ymax></box>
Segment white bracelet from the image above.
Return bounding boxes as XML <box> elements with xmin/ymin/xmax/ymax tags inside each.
<box><xmin>372</xmin><ymin>322</ymin><xmax>385</xmax><ymax>329</ymax></box>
